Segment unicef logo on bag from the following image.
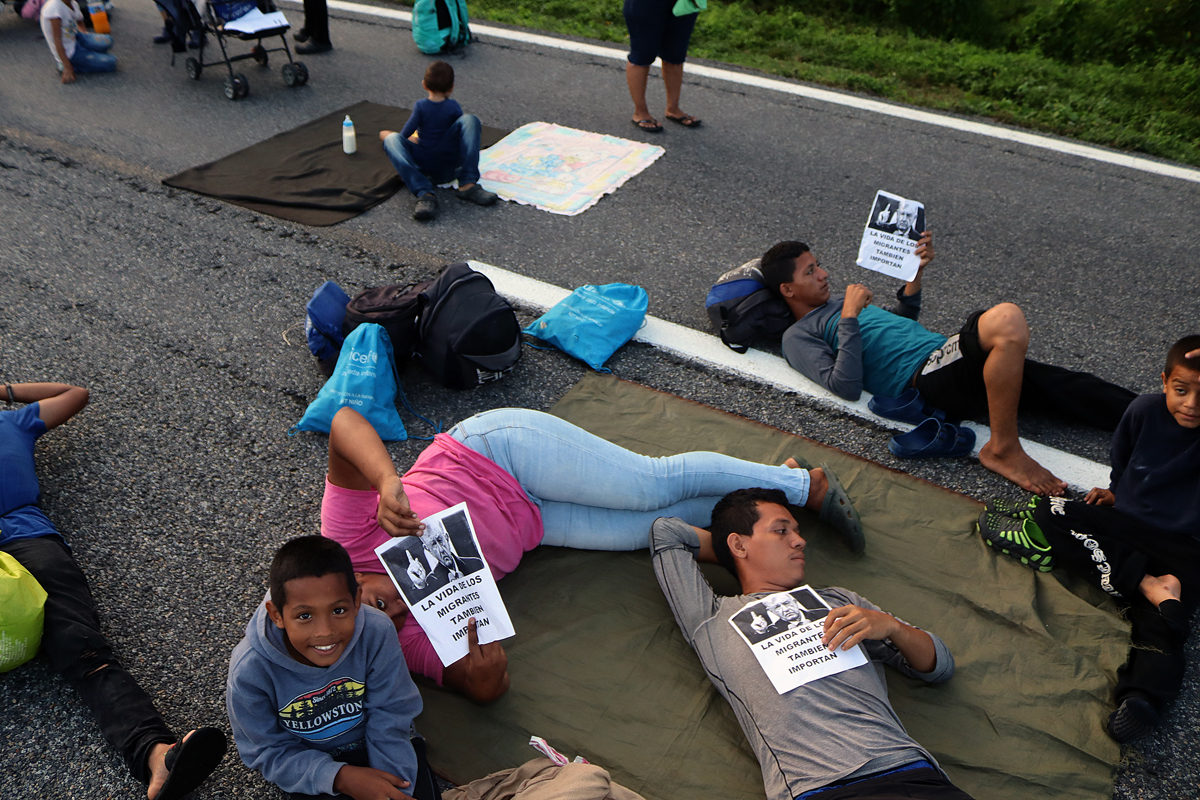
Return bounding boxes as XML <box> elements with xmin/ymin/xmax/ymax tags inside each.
<box><xmin>348</xmin><ymin>349</ymin><xmax>379</xmax><ymax>367</ymax></box>
<box><xmin>346</xmin><ymin>346</ymin><xmax>380</xmax><ymax>377</ymax></box>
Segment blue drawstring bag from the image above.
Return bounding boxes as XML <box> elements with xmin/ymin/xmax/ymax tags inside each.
<box><xmin>292</xmin><ymin>323</ymin><xmax>408</xmax><ymax>440</ymax></box>
<box><xmin>524</xmin><ymin>284</ymin><xmax>648</xmax><ymax>372</ymax></box>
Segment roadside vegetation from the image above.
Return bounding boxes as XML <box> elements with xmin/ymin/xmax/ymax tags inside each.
<box><xmin>446</xmin><ymin>0</ymin><xmax>1200</xmax><ymax>167</ymax></box>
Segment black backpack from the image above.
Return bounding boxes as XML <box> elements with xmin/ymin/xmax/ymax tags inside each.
<box><xmin>704</xmin><ymin>260</ymin><xmax>793</xmax><ymax>353</ymax></box>
<box><xmin>343</xmin><ymin>281</ymin><xmax>433</xmax><ymax>365</ymax></box>
<box><xmin>414</xmin><ymin>263</ymin><xmax>521</xmax><ymax>389</ymax></box>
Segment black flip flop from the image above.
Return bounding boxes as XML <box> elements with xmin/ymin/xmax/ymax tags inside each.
<box><xmin>153</xmin><ymin>727</ymin><xmax>228</xmax><ymax>800</ymax></box>
<box><xmin>631</xmin><ymin>118</ymin><xmax>663</xmax><ymax>133</ymax></box>
<box><xmin>665</xmin><ymin>113</ymin><xmax>702</xmax><ymax>128</ymax></box>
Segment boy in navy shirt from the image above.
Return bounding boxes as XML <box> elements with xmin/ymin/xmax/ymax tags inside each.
<box><xmin>1</xmin><ymin>381</ymin><xmax>226</xmax><ymax>799</ymax></box>
<box><xmin>227</xmin><ymin>536</ymin><xmax>429</xmax><ymax>800</ymax></box>
<box><xmin>978</xmin><ymin>335</ymin><xmax>1200</xmax><ymax>743</ymax></box>
<box><xmin>379</xmin><ymin>60</ymin><xmax>497</xmax><ymax>222</ymax></box>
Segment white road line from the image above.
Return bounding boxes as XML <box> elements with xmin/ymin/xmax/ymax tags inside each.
<box><xmin>282</xmin><ymin>0</ymin><xmax>1200</xmax><ymax>185</ymax></box>
<box><xmin>470</xmin><ymin>261</ymin><xmax>1111</xmax><ymax>492</ymax></box>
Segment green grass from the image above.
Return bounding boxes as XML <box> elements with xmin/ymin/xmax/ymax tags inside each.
<box><xmin>407</xmin><ymin>0</ymin><xmax>1200</xmax><ymax>167</ymax></box>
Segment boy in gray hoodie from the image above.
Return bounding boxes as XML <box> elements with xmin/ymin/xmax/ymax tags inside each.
<box><xmin>227</xmin><ymin>536</ymin><xmax>423</xmax><ymax>800</ymax></box>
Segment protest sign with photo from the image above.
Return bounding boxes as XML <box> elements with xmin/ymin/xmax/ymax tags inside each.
<box><xmin>855</xmin><ymin>190</ymin><xmax>926</xmax><ymax>282</ymax></box>
<box><xmin>728</xmin><ymin>586</ymin><xmax>868</xmax><ymax>694</ymax></box>
<box><xmin>375</xmin><ymin>502</ymin><xmax>515</xmax><ymax>666</ymax></box>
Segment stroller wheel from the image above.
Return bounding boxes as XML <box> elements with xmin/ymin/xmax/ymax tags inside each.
<box><xmin>252</xmin><ymin>44</ymin><xmax>268</xmax><ymax>66</ymax></box>
<box><xmin>283</xmin><ymin>62</ymin><xmax>308</xmax><ymax>88</ymax></box>
<box><xmin>224</xmin><ymin>73</ymin><xmax>250</xmax><ymax>100</ymax></box>
<box><xmin>185</xmin><ymin>56</ymin><xmax>202</xmax><ymax>80</ymax></box>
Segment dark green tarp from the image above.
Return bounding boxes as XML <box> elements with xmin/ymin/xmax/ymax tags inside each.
<box><xmin>163</xmin><ymin>101</ymin><xmax>507</xmax><ymax>226</ymax></box>
<box><xmin>418</xmin><ymin>374</ymin><xmax>1125</xmax><ymax>800</ymax></box>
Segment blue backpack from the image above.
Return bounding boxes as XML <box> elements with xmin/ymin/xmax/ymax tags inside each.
<box><xmin>705</xmin><ymin>260</ymin><xmax>792</xmax><ymax>353</ymax></box>
<box><xmin>293</xmin><ymin>324</ymin><xmax>408</xmax><ymax>441</ymax></box>
<box><xmin>412</xmin><ymin>0</ymin><xmax>470</xmax><ymax>54</ymax></box>
<box><xmin>524</xmin><ymin>284</ymin><xmax>648</xmax><ymax>372</ymax></box>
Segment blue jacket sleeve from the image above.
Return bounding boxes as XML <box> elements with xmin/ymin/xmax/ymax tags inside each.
<box><xmin>782</xmin><ymin>303</ymin><xmax>865</xmax><ymax>401</ymax></box>
<box><xmin>362</xmin><ymin>609</ymin><xmax>422</xmax><ymax>787</ymax></box>
<box><xmin>399</xmin><ymin>104</ymin><xmax>422</xmax><ymax>140</ymax></box>
<box><xmin>226</xmin><ymin>646</ymin><xmax>346</xmax><ymax>795</ymax></box>
<box><xmin>892</xmin><ymin>286</ymin><xmax>922</xmax><ymax>321</ymax></box>
<box><xmin>1108</xmin><ymin>401</ymin><xmax>1141</xmax><ymax>491</ymax></box>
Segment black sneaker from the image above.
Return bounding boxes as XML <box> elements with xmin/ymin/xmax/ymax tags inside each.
<box><xmin>976</xmin><ymin>511</ymin><xmax>1054</xmax><ymax>572</ymax></box>
<box><xmin>295</xmin><ymin>40</ymin><xmax>332</xmax><ymax>54</ymax></box>
<box><xmin>984</xmin><ymin>496</ymin><xmax>1040</xmax><ymax>520</ymax></box>
<box><xmin>153</xmin><ymin>25</ymin><xmax>173</xmax><ymax>44</ymax></box>
<box><xmin>1107</xmin><ymin>696</ymin><xmax>1158</xmax><ymax>744</ymax></box>
<box><xmin>413</xmin><ymin>194</ymin><xmax>438</xmax><ymax>222</ymax></box>
<box><xmin>294</xmin><ymin>26</ymin><xmax>310</xmax><ymax>42</ymax></box>
<box><xmin>455</xmin><ymin>183</ymin><xmax>498</xmax><ymax>206</ymax></box>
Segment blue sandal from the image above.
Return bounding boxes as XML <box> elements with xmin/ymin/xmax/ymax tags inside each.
<box><xmin>888</xmin><ymin>418</ymin><xmax>975</xmax><ymax>459</ymax></box>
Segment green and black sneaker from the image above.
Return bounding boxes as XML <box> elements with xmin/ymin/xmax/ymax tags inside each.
<box><xmin>976</xmin><ymin>510</ymin><xmax>1055</xmax><ymax>572</ymax></box>
<box><xmin>984</xmin><ymin>496</ymin><xmax>1041</xmax><ymax>521</ymax></box>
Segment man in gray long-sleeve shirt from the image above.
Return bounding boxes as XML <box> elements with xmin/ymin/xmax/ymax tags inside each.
<box><xmin>651</xmin><ymin>488</ymin><xmax>973</xmax><ymax>800</ymax></box>
<box><xmin>758</xmin><ymin>234</ymin><xmax>1134</xmax><ymax>498</ymax></box>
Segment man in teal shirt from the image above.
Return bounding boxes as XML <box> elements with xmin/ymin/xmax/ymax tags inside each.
<box><xmin>761</xmin><ymin>232</ymin><xmax>1135</xmax><ymax>496</ymax></box>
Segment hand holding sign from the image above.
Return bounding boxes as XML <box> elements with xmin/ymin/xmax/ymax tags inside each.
<box><xmin>443</xmin><ymin>618</ymin><xmax>510</xmax><ymax>703</ymax></box>
<box><xmin>375</xmin><ymin>503</ymin><xmax>515</xmax><ymax>670</ymax></box>
<box><xmin>377</xmin><ymin>474</ymin><xmax>425</xmax><ymax>537</ymax></box>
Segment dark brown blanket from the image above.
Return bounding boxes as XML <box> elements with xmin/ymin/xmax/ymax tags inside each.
<box><xmin>162</xmin><ymin>101</ymin><xmax>508</xmax><ymax>226</ymax></box>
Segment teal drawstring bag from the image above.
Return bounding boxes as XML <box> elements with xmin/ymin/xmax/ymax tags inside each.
<box><xmin>292</xmin><ymin>323</ymin><xmax>408</xmax><ymax>441</ymax></box>
<box><xmin>0</xmin><ymin>552</ymin><xmax>47</xmax><ymax>673</ymax></box>
<box><xmin>524</xmin><ymin>284</ymin><xmax>649</xmax><ymax>372</ymax></box>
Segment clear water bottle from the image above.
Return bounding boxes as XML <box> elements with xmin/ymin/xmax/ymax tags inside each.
<box><xmin>87</xmin><ymin>0</ymin><xmax>110</xmax><ymax>34</ymax></box>
<box><xmin>342</xmin><ymin>116</ymin><xmax>356</xmax><ymax>155</ymax></box>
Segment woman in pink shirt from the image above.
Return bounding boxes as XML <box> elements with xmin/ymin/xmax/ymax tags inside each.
<box><xmin>323</xmin><ymin>406</ymin><xmax>853</xmax><ymax>701</ymax></box>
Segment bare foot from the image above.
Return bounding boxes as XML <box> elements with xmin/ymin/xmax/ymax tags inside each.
<box><xmin>979</xmin><ymin>440</ymin><xmax>1067</xmax><ymax>496</ymax></box>
<box><xmin>146</xmin><ymin>730</ymin><xmax>194</xmax><ymax>800</ymax></box>
<box><xmin>378</xmin><ymin>129</ymin><xmax>394</xmax><ymax>141</ymax></box>
<box><xmin>1139</xmin><ymin>574</ymin><xmax>1182</xmax><ymax>608</ymax></box>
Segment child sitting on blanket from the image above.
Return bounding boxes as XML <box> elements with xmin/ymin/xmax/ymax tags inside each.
<box><xmin>378</xmin><ymin>60</ymin><xmax>498</xmax><ymax>222</ymax></box>
<box><xmin>227</xmin><ymin>536</ymin><xmax>428</xmax><ymax>800</ymax></box>
<box><xmin>977</xmin><ymin>334</ymin><xmax>1200</xmax><ymax>744</ymax></box>
<box><xmin>40</xmin><ymin>0</ymin><xmax>116</xmax><ymax>84</ymax></box>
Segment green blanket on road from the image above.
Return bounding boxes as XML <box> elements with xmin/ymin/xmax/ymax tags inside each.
<box><xmin>418</xmin><ymin>374</ymin><xmax>1125</xmax><ymax>800</ymax></box>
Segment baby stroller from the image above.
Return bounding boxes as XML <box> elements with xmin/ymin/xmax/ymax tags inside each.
<box><xmin>158</xmin><ymin>0</ymin><xmax>308</xmax><ymax>100</ymax></box>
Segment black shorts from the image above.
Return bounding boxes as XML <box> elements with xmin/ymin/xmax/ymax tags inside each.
<box><xmin>624</xmin><ymin>0</ymin><xmax>698</xmax><ymax>65</ymax></box>
<box><xmin>912</xmin><ymin>310</ymin><xmax>989</xmax><ymax>421</ymax></box>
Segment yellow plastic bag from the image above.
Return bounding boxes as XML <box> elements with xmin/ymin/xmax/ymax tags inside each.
<box><xmin>0</xmin><ymin>551</ymin><xmax>48</xmax><ymax>673</ymax></box>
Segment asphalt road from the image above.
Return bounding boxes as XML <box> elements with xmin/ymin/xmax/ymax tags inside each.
<box><xmin>1</xmin><ymin>2</ymin><xmax>1199</xmax><ymax>798</ymax></box>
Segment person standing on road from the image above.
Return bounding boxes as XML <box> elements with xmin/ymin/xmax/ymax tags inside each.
<box><xmin>293</xmin><ymin>0</ymin><xmax>333</xmax><ymax>54</ymax></box>
<box><xmin>623</xmin><ymin>0</ymin><xmax>702</xmax><ymax>132</ymax></box>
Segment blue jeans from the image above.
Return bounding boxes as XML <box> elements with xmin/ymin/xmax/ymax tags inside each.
<box><xmin>69</xmin><ymin>33</ymin><xmax>117</xmax><ymax>73</ymax></box>
<box><xmin>382</xmin><ymin>114</ymin><xmax>483</xmax><ymax>197</ymax></box>
<box><xmin>447</xmin><ymin>409</ymin><xmax>811</xmax><ymax>550</ymax></box>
